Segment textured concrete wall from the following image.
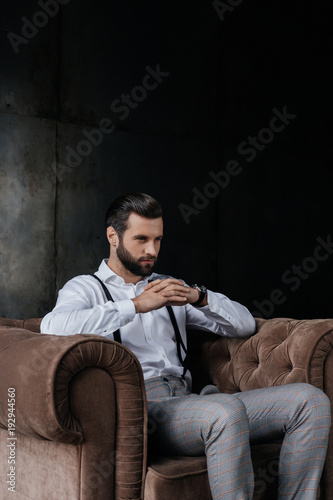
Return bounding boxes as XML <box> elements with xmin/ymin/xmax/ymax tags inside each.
<box><xmin>1</xmin><ymin>0</ymin><xmax>59</xmax><ymax>318</ymax></box>
<box><xmin>0</xmin><ymin>114</ymin><xmax>56</xmax><ymax>317</ymax></box>
<box><xmin>0</xmin><ymin>0</ymin><xmax>332</xmax><ymax>319</ymax></box>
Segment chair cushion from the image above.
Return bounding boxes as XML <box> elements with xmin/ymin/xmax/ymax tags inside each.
<box><xmin>145</xmin><ymin>455</ymin><xmax>211</xmax><ymax>500</ymax></box>
<box><xmin>144</xmin><ymin>443</ymin><xmax>281</xmax><ymax>500</ymax></box>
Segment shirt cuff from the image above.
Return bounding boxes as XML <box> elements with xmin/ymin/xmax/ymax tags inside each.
<box><xmin>113</xmin><ymin>299</ymin><xmax>136</xmax><ymax>326</ymax></box>
<box><xmin>206</xmin><ymin>290</ymin><xmax>234</xmax><ymax>323</ymax></box>
<box><xmin>207</xmin><ymin>290</ymin><xmax>218</xmax><ymax>313</ymax></box>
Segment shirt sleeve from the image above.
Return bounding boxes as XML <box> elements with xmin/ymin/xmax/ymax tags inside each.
<box><xmin>40</xmin><ymin>277</ymin><xmax>136</xmax><ymax>337</ymax></box>
<box><xmin>185</xmin><ymin>289</ymin><xmax>256</xmax><ymax>338</ymax></box>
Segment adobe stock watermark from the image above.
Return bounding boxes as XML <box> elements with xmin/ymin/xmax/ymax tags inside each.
<box><xmin>254</xmin><ymin>459</ymin><xmax>279</xmax><ymax>495</ymax></box>
<box><xmin>251</xmin><ymin>234</ymin><xmax>333</xmax><ymax>318</ymax></box>
<box><xmin>7</xmin><ymin>388</ymin><xmax>16</xmax><ymax>493</ymax></box>
<box><xmin>52</xmin><ymin>64</ymin><xmax>170</xmax><ymax>181</ymax></box>
<box><xmin>179</xmin><ymin>106</ymin><xmax>297</xmax><ymax>224</ymax></box>
<box><xmin>7</xmin><ymin>0</ymin><xmax>71</xmax><ymax>54</ymax></box>
<box><xmin>213</xmin><ymin>0</ymin><xmax>245</xmax><ymax>23</ymax></box>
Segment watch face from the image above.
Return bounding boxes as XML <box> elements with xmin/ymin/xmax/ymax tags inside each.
<box><xmin>192</xmin><ymin>284</ymin><xmax>207</xmax><ymax>293</ymax></box>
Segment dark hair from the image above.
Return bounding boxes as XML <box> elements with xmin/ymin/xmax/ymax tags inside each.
<box><xmin>105</xmin><ymin>192</ymin><xmax>162</xmax><ymax>236</ymax></box>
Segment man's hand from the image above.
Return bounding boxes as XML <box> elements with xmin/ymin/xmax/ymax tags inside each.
<box><xmin>132</xmin><ymin>278</ymin><xmax>201</xmax><ymax>314</ymax></box>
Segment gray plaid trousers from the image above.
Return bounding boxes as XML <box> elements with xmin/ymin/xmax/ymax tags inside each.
<box><xmin>145</xmin><ymin>376</ymin><xmax>331</xmax><ymax>499</ymax></box>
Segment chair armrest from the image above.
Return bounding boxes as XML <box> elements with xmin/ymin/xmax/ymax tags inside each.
<box><xmin>189</xmin><ymin>318</ymin><xmax>333</xmax><ymax>393</ymax></box>
<box><xmin>0</xmin><ymin>327</ymin><xmax>147</xmax><ymax>499</ymax></box>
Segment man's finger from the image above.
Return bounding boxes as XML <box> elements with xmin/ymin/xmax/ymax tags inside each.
<box><xmin>161</xmin><ymin>286</ymin><xmax>190</xmax><ymax>297</ymax></box>
<box><xmin>166</xmin><ymin>295</ymin><xmax>188</xmax><ymax>306</ymax></box>
<box><xmin>165</xmin><ymin>296</ymin><xmax>187</xmax><ymax>305</ymax></box>
<box><xmin>145</xmin><ymin>279</ymin><xmax>163</xmax><ymax>290</ymax></box>
<box><xmin>146</xmin><ymin>279</ymin><xmax>185</xmax><ymax>292</ymax></box>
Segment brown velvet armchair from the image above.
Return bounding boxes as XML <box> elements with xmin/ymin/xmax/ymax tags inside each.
<box><xmin>0</xmin><ymin>316</ymin><xmax>333</xmax><ymax>500</ymax></box>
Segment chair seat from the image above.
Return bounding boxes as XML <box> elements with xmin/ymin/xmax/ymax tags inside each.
<box><xmin>144</xmin><ymin>442</ymin><xmax>281</xmax><ymax>500</ymax></box>
<box><xmin>145</xmin><ymin>455</ymin><xmax>212</xmax><ymax>500</ymax></box>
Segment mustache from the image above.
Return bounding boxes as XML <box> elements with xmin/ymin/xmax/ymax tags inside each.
<box><xmin>139</xmin><ymin>256</ymin><xmax>156</xmax><ymax>262</ymax></box>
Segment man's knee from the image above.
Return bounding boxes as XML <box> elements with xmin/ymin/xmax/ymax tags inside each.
<box><xmin>198</xmin><ymin>395</ymin><xmax>249</xmax><ymax>435</ymax></box>
<box><xmin>292</xmin><ymin>383</ymin><xmax>331</xmax><ymax>418</ymax></box>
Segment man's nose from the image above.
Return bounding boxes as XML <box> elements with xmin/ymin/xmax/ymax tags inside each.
<box><xmin>144</xmin><ymin>241</ymin><xmax>157</xmax><ymax>256</ymax></box>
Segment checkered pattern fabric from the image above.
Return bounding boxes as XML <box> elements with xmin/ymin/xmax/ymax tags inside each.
<box><xmin>145</xmin><ymin>376</ymin><xmax>330</xmax><ymax>499</ymax></box>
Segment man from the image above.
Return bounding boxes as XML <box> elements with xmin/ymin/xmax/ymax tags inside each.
<box><xmin>41</xmin><ymin>192</ymin><xmax>330</xmax><ymax>499</ymax></box>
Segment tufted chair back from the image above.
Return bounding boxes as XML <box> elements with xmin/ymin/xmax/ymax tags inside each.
<box><xmin>188</xmin><ymin>317</ymin><xmax>333</xmax><ymax>394</ymax></box>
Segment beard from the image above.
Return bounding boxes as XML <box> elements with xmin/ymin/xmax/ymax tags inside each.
<box><xmin>116</xmin><ymin>240</ymin><xmax>157</xmax><ymax>277</ymax></box>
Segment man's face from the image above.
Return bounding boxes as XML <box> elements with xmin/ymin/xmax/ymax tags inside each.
<box><xmin>116</xmin><ymin>213</ymin><xmax>163</xmax><ymax>277</ymax></box>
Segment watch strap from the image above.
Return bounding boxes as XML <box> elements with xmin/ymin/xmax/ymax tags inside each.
<box><xmin>191</xmin><ymin>285</ymin><xmax>207</xmax><ymax>307</ymax></box>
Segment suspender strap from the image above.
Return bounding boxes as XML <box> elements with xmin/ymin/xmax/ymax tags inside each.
<box><xmin>166</xmin><ymin>305</ymin><xmax>188</xmax><ymax>379</ymax></box>
<box><xmin>92</xmin><ymin>275</ymin><xmax>121</xmax><ymax>343</ymax></box>
<box><xmin>92</xmin><ymin>275</ymin><xmax>188</xmax><ymax>378</ymax></box>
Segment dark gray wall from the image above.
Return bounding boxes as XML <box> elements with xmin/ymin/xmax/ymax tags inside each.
<box><xmin>1</xmin><ymin>0</ymin><xmax>332</xmax><ymax>320</ymax></box>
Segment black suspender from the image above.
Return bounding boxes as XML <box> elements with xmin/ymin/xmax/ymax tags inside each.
<box><xmin>92</xmin><ymin>274</ymin><xmax>188</xmax><ymax>378</ymax></box>
<box><xmin>166</xmin><ymin>305</ymin><xmax>188</xmax><ymax>378</ymax></box>
<box><xmin>92</xmin><ymin>275</ymin><xmax>121</xmax><ymax>343</ymax></box>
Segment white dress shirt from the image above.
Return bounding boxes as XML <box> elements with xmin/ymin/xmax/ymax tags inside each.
<box><xmin>41</xmin><ymin>259</ymin><xmax>256</xmax><ymax>386</ymax></box>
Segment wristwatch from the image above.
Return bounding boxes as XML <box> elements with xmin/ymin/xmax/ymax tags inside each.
<box><xmin>190</xmin><ymin>284</ymin><xmax>207</xmax><ymax>307</ymax></box>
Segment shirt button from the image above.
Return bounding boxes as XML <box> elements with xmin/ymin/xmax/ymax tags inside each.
<box><xmin>147</xmin><ymin>337</ymin><xmax>152</xmax><ymax>341</ymax></box>
<box><xmin>125</xmin><ymin>319</ymin><xmax>129</xmax><ymax>324</ymax></box>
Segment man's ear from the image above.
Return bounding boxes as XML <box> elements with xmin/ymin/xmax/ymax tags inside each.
<box><xmin>106</xmin><ymin>227</ymin><xmax>119</xmax><ymax>247</ymax></box>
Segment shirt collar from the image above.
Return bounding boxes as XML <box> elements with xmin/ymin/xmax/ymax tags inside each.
<box><xmin>97</xmin><ymin>259</ymin><xmax>154</xmax><ymax>285</ymax></box>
